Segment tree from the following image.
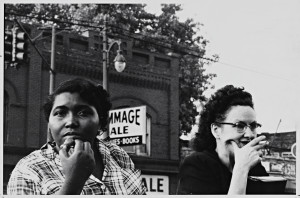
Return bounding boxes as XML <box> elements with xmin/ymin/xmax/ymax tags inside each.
<box><xmin>5</xmin><ymin>3</ymin><xmax>218</xmax><ymax>134</ymax></box>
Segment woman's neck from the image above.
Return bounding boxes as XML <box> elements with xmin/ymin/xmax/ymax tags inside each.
<box><xmin>92</xmin><ymin>142</ymin><xmax>104</xmax><ymax>180</ymax></box>
<box><xmin>215</xmin><ymin>145</ymin><xmax>234</xmax><ymax>172</ymax></box>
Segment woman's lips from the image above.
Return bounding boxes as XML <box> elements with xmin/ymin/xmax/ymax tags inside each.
<box><xmin>240</xmin><ymin>139</ymin><xmax>251</xmax><ymax>144</ymax></box>
<box><xmin>63</xmin><ymin>132</ymin><xmax>88</xmax><ymax>143</ymax></box>
<box><xmin>238</xmin><ymin>139</ymin><xmax>252</xmax><ymax>147</ymax></box>
<box><xmin>64</xmin><ymin>132</ymin><xmax>82</xmax><ymax>138</ymax></box>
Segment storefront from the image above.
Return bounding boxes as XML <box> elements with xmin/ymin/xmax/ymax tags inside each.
<box><xmin>3</xmin><ymin>24</ymin><xmax>181</xmax><ymax>194</ymax></box>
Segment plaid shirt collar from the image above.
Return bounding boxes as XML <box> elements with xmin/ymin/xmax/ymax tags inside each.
<box><xmin>40</xmin><ymin>141</ymin><xmax>57</xmax><ymax>160</ymax></box>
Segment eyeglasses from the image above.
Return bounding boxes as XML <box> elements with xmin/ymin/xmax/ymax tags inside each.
<box><xmin>215</xmin><ymin>121</ymin><xmax>262</xmax><ymax>133</ymax></box>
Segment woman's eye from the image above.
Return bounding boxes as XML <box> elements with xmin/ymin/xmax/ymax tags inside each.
<box><xmin>236</xmin><ymin>123</ymin><xmax>246</xmax><ymax>129</ymax></box>
<box><xmin>78</xmin><ymin>110</ymin><xmax>92</xmax><ymax>116</ymax></box>
<box><xmin>250</xmin><ymin>123</ymin><xmax>260</xmax><ymax>130</ymax></box>
<box><xmin>54</xmin><ymin>110</ymin><xmax>66</xmax><ymax>117</ymax></box>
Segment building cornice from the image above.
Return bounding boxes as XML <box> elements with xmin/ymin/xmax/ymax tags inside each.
<box><xmin>42</xmin><ymin>51</ymin><xmax>171</xmax><ymax>91</ymax></box>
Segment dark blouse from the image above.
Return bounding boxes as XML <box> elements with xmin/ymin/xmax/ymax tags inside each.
<box><xmin>177</xmin><ymin>150</ymin><xmax>269</xmax><ymax>194</ymax></box>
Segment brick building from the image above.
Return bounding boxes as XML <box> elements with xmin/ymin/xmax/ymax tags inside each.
<box><xmin>3</xmin><ymin>22</ymin><xmax>180</xmax><ymax>194</ymax></box>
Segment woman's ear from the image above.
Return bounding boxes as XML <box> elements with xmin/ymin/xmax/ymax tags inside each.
<box><xmin>211</xmin><ymin>123</ymin><xmax>220</xmax><ymax>139</ymax></box>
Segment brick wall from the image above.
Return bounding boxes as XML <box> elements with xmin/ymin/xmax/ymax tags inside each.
<box><xmin>4</xmin><ymin>23</ymin><xmax>180</xmax><ymax>194</ymax></box>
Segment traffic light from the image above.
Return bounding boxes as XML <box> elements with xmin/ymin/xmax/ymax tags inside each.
<box><xmin>12</xmin><ymin>27</ymin><xmax>28</xmax><ymax>63</ymax></box>
<box><xmin>4</xmin><ymin>28</ymin><xmax>13</xmax><ymax>62</ymax></box>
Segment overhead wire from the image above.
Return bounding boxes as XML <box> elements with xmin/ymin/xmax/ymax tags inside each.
<box><xmin>5</xmin><ymin>11</ymin><xmax>216</xmax><ymax>62</ymax></box>
<box><xmin>6</xmin><ymin>10</ymin><xmax>203</xmax><ymax>55</ymax></box>
<box><xmin>9</xmin><ymin>9</ymin><xmax>292</xmax><ymax>82</ymax></box>
<box><xmin>215</xmin><ymin>60</ymin><xmax>296</xmax><ymax>83</ymax></box>
<box><xmin>7</xmin><ymin>10</ymin><xmax>292</xmax><ymax>81</ymax></box>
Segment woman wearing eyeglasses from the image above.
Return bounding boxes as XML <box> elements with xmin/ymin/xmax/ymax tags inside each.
<box><xmin>177</xmin><ymin>85</ymin><xmax>268</xmax><ymax>195</ymax></box>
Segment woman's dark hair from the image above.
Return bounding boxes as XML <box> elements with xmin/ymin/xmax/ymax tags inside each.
<box><xmin>191</xmin><ymin>85</ymin><xmax>254</xmax><ymax>152</ymax></box>
<box><xmin>43</xmin><ymin>78</ymin><xmax>112</xmax><ymax>131</ymax></box>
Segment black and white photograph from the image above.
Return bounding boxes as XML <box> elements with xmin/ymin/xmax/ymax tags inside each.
<box><xmin>2</xmin><ymin>1</ymin><xmax>299</xmax><ymax>196</ymax></box>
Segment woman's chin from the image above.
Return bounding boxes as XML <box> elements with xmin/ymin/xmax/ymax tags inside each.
<box><xmin>238</xmin><ymin>142</ymin><xmax>247</xmax><ymax>148</ymax></box>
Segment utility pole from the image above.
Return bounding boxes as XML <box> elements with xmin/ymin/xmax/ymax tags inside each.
<box><xmin>37</xmin><ymin>25</ymin><xmax>71</xmax><ymax>94</ymax></box>
<box><xmin>102</xmin><ymin>14</ymin><xmax>108</xmax><ymax>91</ymax></box>
<box><xmin>46</xmin><ymin>25</ymin><xmax>56</xmax><ymax>142</ymax></box>
<box><xmin>49</xmin><ymin>25</ymin><xmax>56</xmax><ymax>94</ymax></box>
<box><xmin>37</xmin><ymin>25</ymin><xmax>71</xmax><ymax>141</ymax></box>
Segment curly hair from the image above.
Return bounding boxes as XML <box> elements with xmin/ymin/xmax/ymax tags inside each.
<box><xmin>191</xmin><ymin>85</ymin><xmax>254</xmax><ymax>152</ymax></box>
<box><xmin>43</xmin><ymin>78</ymin><xmax>112</xmax><ymax>132</ymax></box>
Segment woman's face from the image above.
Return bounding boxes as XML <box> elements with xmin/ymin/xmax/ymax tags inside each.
<box><xmin>48</xmin><ymin>92</ymin><xmax>100</xmax><ymax>149</ymax></box>
<box><xmin>214</xmin><ymin>105</ymin><xmax>259</xmax><ymax>152</ymax></box>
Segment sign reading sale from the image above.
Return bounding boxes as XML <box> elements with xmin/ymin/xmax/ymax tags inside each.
<box><xmin>109</xmin><ymin>106</ymin><xmax>146</xmax><ymax>146</ymax></box>
<box><xmin>142</xmin><ymin>175</ymin><xmax>169</xmax><ymax>195</ymax></box>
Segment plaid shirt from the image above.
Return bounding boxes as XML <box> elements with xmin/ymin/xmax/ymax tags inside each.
<box><xmin>7</xmin><ymin>138</ymin><xmax>146</xmax><ymax>195</ymax></box>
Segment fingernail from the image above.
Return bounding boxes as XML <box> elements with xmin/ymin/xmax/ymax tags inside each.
<box><xmin>259</xmin><ymin>141</ymin><xmax>268</xmax><ymax>145</ymax></box>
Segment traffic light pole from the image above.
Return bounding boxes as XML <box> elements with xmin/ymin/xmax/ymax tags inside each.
<box><xmin>46</xmin><ymin>25</ymin><xmax>56</xmax><ymax>142</ymax></box>
<box><xmin>36</xmin><ymin>24</ymin><xmax>71</xmax><ymax>142</ymax></box>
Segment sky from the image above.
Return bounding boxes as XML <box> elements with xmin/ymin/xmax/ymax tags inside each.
<box><xmin>145</xmin><ymin>0</ymin><xmax>300</xmax><ymax>133</ymax></box>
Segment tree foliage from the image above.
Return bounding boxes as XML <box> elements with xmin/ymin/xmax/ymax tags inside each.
<box><xmin>5</xmin><ymin>3</ymin><xmax>217</xmax><ymax>134</ymax></box>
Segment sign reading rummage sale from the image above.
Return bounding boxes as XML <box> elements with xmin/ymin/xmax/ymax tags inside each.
<box><xmin>109</xmin><ymin>106</ymin><xmax>146</xmax><ymax>146</ymax></box>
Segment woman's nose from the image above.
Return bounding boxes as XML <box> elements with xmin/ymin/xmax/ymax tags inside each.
<box><xmin>244</xmin><ymin>127</ymin><xmax>256</xmax><ymax>138</ymax></box>
<box><xmin>65</xmin><ymin>113</ymin><xmax>79</xmax><ymax>128</ymax></box>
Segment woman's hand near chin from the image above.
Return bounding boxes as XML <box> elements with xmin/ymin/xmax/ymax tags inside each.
<box><xmin>227</xmin><ymin>135</ymin><xmax>266</xmax><ymax>195</ymax></box>
<box><xmin>56</xmin><ymin>138</ymin><xmax>96</xmax><ymax>194</ymax></box>
<box><xmin>232</xmin><ymin>135</ymin><xmax>266</xmax><ymax>171</ymax></box>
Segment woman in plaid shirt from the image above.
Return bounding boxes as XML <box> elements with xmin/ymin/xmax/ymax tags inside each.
<box><xmin>7</xmin><ymin>78</ymin><xmax>146</xmax><ymax>195</ymax></box>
